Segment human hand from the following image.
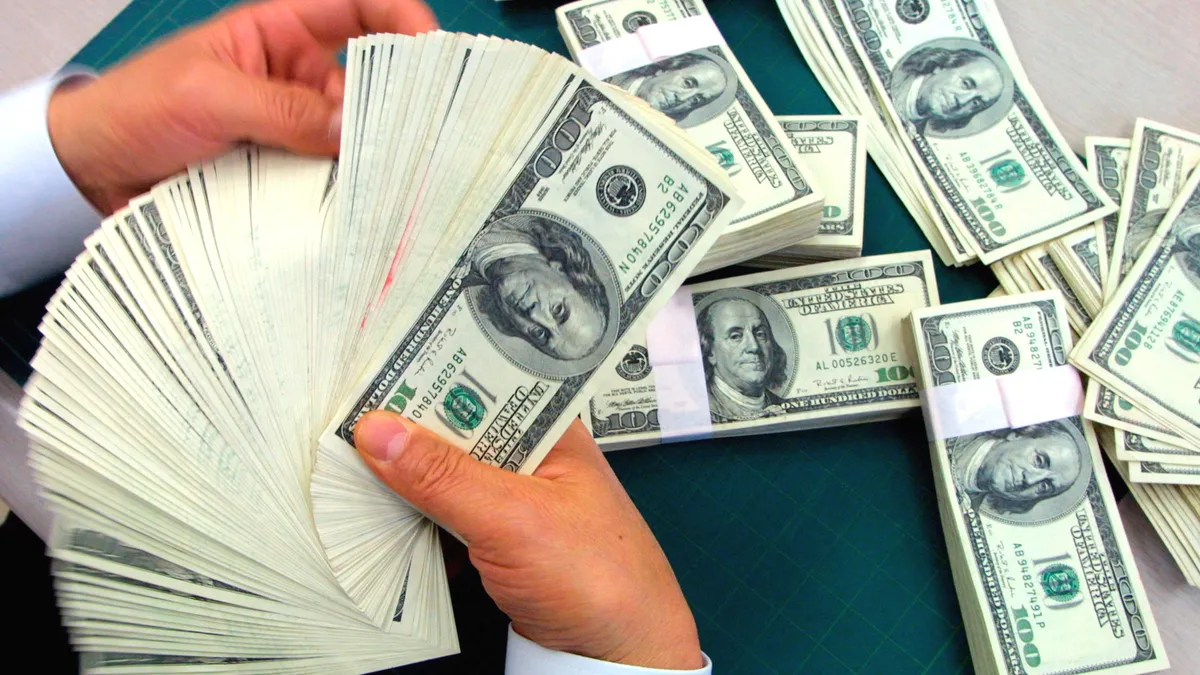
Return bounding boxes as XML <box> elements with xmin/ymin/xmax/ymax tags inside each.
<box><xmin>354</xmin><ymin>412</ymin><xmax>704</xmax><ymax>670</ymax></box>
<box><xmin>46</xmin><ymin>0</ymin><xmax>438</xmax><ymax>214</ymax></box>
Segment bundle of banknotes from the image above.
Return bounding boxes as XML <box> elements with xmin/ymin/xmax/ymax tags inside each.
<box><xmin>776</xmin><ymin>0</ymin><xmax>1116</xmax><ymax>267</ymax></box>
<box><xmin>16</xmin><ymin>33</ymin><xmax>745</xmax><ymax>672</ymax></box>
<box><xmin>908</xmin><ymin>291</ymin><xmax>1169</xmax><ymax>674</ymax></box>
<box><xmin>555</xmin><ymin>0</ymin><xmax>828</xmax><ymax>272</ymax></box>
<box><xmin>585</xmin><ymin>250</ymin><xmax>938</xmax><ymax>450</ymax></box>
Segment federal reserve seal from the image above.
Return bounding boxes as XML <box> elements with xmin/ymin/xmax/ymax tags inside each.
<box><xmin>443</xmin><ymin>385</ymin><xmax>486</xmax><ymax>430</ymax></box>
<box><xmin>622</xmin><ymin>11</ymin><xmax>657</xmax><ymax>33</ymax></box>
<box><xmin>981</xmin><ymin>336</ymin><xmax>1020</xmax><ymax>375</ymax></box>
<box><xmin>596</xmin><ymin>165</ymin><xmax>646</xmax><ymax>217</ymax></box>
<box><xmin>834</xmin><ymin>315</ymin><xmax>875</xmax><ymax>353</ymax></box>
<box><xmin>615</xmin><ymin>345</ymin><xmax>652</xmax><ymax>381</ymax></box>
<box><xmin>895</xmin><ymin>0</ymin><xmax>929</xmax><ymax>23</ymax></box>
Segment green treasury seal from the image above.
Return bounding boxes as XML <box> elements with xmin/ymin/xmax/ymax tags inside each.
<box><xmin>444</xmin><ymin>385</ymin><xmax>486</xmax><ymax>430</ymax></box>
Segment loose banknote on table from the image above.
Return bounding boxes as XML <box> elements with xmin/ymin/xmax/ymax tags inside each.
<box><xmin>587</xmin><ymin>250</ymin><xmax>939</xmax><ymax>450</ymax></box>
<box><xmin>1103</xmin><ymin>120</ymin><xmax>1200</xmax><ymax>300</ymax></box>
<box><xmin>1086</xmin><ymin>137</ymin><xmax>1132</xmax><ymax>298</ymax></box>
<box><xmin>17</xmin><ymin>33</ymin><xmax>743</xmax><ymax>674</ymax></box>
<box><xmin>776</xmin><ymin>0</ymin><xmax>1115</xmax><ymax>265</ymax></box>
<box><xmin>556</xmin><ymin>0</ymin><xmax>825</xmax><ymax>272</ymax></box>
<box><xmin>749</xmin><ymin>115</ymin><xmax>867</xmax><ymax>265</ymax></box>
<box><xmin>908</xmin><ymin>291</ymin><xmax>1167</xmax><ymax>675</ymax></box>
<box><xmin>1082</xmin><ymin>121</ymin><xmax>1200</xmax><ymax>450</ymax></box>
<box><xmin>1074</xmin><ymin>152</ymin><xmax>1200</xmax><ymax>451</ymax></box>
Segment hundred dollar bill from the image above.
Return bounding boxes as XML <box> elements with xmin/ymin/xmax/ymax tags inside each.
<box><xmin>556</xmin><ymin>0</ymin><xmax>823</xmax><ymax>269</ymax></box>
<box><xmin>1113</xmin><ymin>429</ymin><xmax>1200</xmax><ymax>467</ymax></box>
<box><xmin>909</xmin><ymin>292</ymin><xmax>1167</xmax><ymax>675</ymax></box>
<box><xmin>1082</xmin><ymin>129</ymin><xmax>1194</xmax><ymax>444</ymax></box>
<box><xmin>1075</xmin><ymin>165</ymin><xmax>1200</xmax><ymax>449</ymax></box>
<box><xmin>825</xmin><ymin>0</ymin><xmax>1115</xmax><ymax>263</ymax></box>
<box><xmin>1085</xmin><ymin>377</ymin><xmax>1193</xmax><ymax>448</ymax></box>
<box><xmin>320</xmin><ymin>72</ymin><xmax>742</xmax><ymax>474</ymax></box>
<box><xmin>749</xmin><ymin>115</ymin><xmax>867</xmax><ymax>265</ymax></box>
<box><xmin>587</xmin><ymin>251</ymin><xmax>938</xmax><ymax>450</ymax></box>
<box><xmin>1085</xmin><ymin>137</ymin><xmax>1131</xmax><ymax>295</ymax></box>
<box><xmin>1105</xmin><ymin>119</ymin><xmax>1200</xmax><ymax>295</ymax></box>
<box><xmin>1063</xmin><ymin>125</ymin><xmax>1192</xmax><ymax>451</ymax></box>
<box><xmin>1128</xmin><ymin>456</ymin><xmax>1200</xmax><ymax>486</ymax></box>
<box><xmin>1094</xmin><ymin>432</ymin><xmax>1200</xmax><ymax>587</ymax></box>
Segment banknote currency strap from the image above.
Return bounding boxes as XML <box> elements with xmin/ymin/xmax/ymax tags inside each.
<box><xmin>645</xmin><ymin>286</ymin><xmax>713</xmax><ymax>443</ymax></box>
<box><xmin>576</xmin><ymin>14</ymin><xmax>724</xmax><ymax>79</ymax></box>
<box><xmin>920</xmin><ymin>365</ymin><xmax>1084</xmax><ymax>440</ymax></box>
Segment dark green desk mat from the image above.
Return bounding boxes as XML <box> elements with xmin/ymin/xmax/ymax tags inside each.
<box><xmin>3</xmin><ymin>0</ymin><xmax>1010</xmax><ymax>671</ymax></box>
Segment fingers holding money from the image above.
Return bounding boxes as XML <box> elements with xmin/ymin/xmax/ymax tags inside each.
<box><xmin>353</xmin><ymin>411</ymin><xmax>528</xmax><ymax>545</ymax></box>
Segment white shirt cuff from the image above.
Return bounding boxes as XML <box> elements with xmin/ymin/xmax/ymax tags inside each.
<box><xmin>505</xmin><ymin>625</ymin><xmax>712</xmax><ymax>675</ymax></box>
<box><xmin>0</xmin><ymin>69</ymin><xmax>101</xmax><ymax>297</ymax></box>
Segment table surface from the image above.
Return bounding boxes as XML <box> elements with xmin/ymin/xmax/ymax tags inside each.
<box><xmin>1</xmin><ymin>0</ymin><xmax>1197</xmax><ymax>673</ymax></box>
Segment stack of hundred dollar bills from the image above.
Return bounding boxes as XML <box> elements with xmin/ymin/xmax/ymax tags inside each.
<box><xmin>585</xmin><ymin>250</ymin><xmax>939</xmax><ymax>450</ymax></box>
<box><xmin>16</xmin><ymin>33</ymin><xmax>745</xmax><ymax>673</ymax></box>
<box><xmin>908</xmin><ymin>291</ymin><xmax>1169</xmax><ymax>674</ymax></box>
<box><xmin>556</xmin><ymin>0</ymin><xmax>828</xmax><ymax>273</ymax></box>
<box><xmin>775</xmin><ymin>0</ymin><xmax>1116</xmax><ymax>267</ymax></box>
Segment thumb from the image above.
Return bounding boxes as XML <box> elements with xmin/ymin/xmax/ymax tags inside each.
<box><xmin>354</xmin><ymin>411</ymin><xmax>522</xmax><ymax>542</ymax></box>
<box><xmin>212</xmin><ymin>69</ymin><xmax>341</xmax><ymax>156</ymax></box>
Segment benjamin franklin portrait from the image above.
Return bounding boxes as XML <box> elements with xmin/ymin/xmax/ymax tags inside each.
<box><xmin>1171</xmin><ymin>205</ymin><xmax>1200</xmax><ymax>292</ymax></box>
<box><xmin>608</xmin><ymin>50</ymin><xmax>738</xmax><ymax>129</ymax></box>
<box><xmin>948</xmin><ymin>421</ymin><xmax>1091</xmax><ymax>522</ymax></box>
<box><xmin>888</xmin><ymin>40</ymin><xmax>1014</xmax><ymax>138</ymax></box>
<box><xmin>696</xmin><ymin>292</ymin><xmax>793</xmax><ymax>422</ymax></box>
<box><xmin>466</xmin><ymin>212</ymin><xmax>615</xmax><ymax>371</ymax></box>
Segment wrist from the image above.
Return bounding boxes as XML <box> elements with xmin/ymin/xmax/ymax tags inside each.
<box><xmin>517</xmin><ymin>588</ymin><xmax>703</xmax><ymax>670</ymax></box>
<box><xmin>603</xmin><ymin>600</ymin><xmax>704</xmax><ymax>670</ymax></box>
<box><xmin>47</xmin><ymin>77</ymin><xmax>117</xmax><ymax>213</ymax></box>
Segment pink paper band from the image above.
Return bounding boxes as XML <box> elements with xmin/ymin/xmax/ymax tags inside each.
<box><xmin>920</xmin><ymin>365</ymin><xmax>1084</xmax><ymax>440</ymax></box>
<box><xmin>577</xmin><ymin>15</ymin><xmax>725</xmax><ymax>80</ymax></box>
<box><xmin>646</xmin><ymin>287</ymin><xmax>712</xmax><ymax>443</ymax></box>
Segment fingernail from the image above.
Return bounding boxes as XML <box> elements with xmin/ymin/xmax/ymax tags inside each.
<box><xmin>355</xmin><ymin>412</ymin><xmax>409</xmax><ymax>462</ymax></box>
<box><xmin>328</xmin><ymin>110</ymin><xmax>342</xmax><ymax>141</ymax></box>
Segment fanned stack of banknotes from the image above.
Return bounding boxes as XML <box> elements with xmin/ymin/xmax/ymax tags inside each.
<box><xmin>18</xmin><ymin>33</ymin><xmax>749</xmax><ymax>672</ymax></box>
<box><xmin>11</xmin><ymin>0</ymin><xmax>1197</xmax><ymax>671</ymax></box>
